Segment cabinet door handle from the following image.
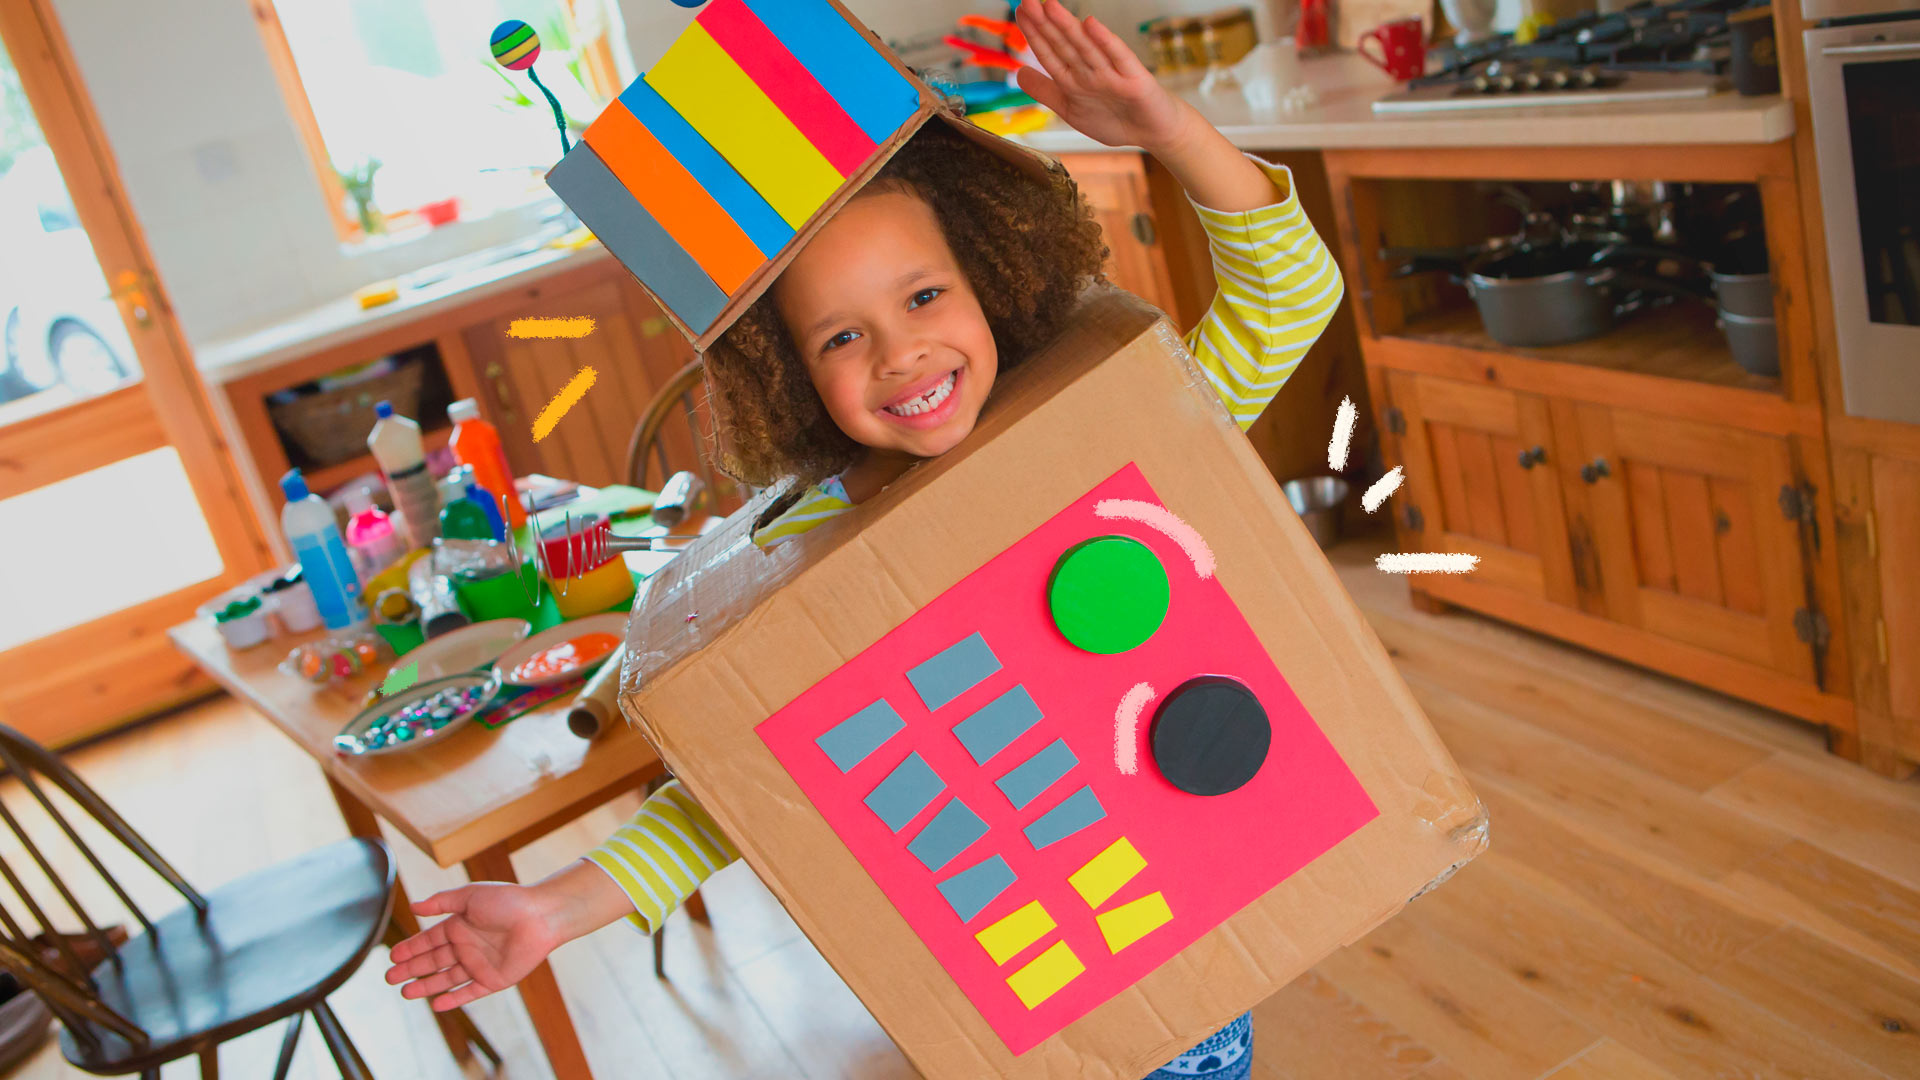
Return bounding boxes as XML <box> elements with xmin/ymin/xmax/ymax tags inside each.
<box><xmin>484</xmin><ymin>362</ymin><xmax>519</xmax><ymax>426</ymax></box>
<box><xmin>1517</xmin><ymin>446</ymin><xmax>1547</xmax><ymax>469</ymax></box>
<box><xmin>1129</xmin><ymin>212</ymin><xmax>1158</xmax><ymax>246</ymax></box>
<box><xmin>1580</xmin><ymin>458</ymin><xmax>1612</xmax><ymax>484</ymax></box>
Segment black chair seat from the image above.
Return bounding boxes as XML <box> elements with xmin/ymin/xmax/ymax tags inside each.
<box><xmin>59</xmin><ymin>838</ymin><xmax>393</xmax><ymax>1073</ymax></box>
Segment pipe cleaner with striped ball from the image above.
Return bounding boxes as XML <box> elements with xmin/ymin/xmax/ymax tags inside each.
<box><xmin>491</xmin><ymin>19</ymin><xmax>571</xmax><ymax>155</ymax></box>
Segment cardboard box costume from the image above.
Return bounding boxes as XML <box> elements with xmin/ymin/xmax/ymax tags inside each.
<box><xmin>543</xmin><ymin>2</ymin><xmax>1485</xmax><ymax>1076</ymax></box>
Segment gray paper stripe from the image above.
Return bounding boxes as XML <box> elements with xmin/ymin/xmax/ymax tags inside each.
<box><xmin>1023</xmin><ymin>786</ymin><xmax>1107</xmax><ymax>850</ymax></box>
<box><xmin>952</xmin><ymin>685</ymin><xmax>1043</xmax><ymax>766</ymax></box>
<box><xmin>907</xmin><ymin>797</ymin><xmax>989</xmax><ymax>872</ymax></box>
<box><xmin>816</xmin><ymin>700</ymin><xmax>905</xmax><ymax>772</ymax></box>
<box><xmin>863</xmin><ymin>752</ymin><xmax>943</xmax><ymax>833</ymax></box>
<box><xmin>906</xmin><ymin>633</ymin><xmax>1002</xmax><ymax>712</ymax></box>
<box><xmin>994</xmin><ymin>739</ymin><xmax>1078</xmax><ymax>810</ymax></box>
<box><xmin>936</xmin><ymin>855</ymin><xmax>1017</xmax><ymax>923</ymax></box>
<box><xmin>545</xmin><ymin>146</ymin><xmax>729</xmax><ymax>331</ymax></box>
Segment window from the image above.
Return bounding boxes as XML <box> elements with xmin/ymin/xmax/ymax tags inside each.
<box><xmin>256</xmin><ymin>0</ymin><xmax>632</xmax><ymax>241</ymax></box>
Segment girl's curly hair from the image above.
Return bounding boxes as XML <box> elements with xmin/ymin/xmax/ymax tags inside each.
<box><xmin>702</xmin><ymin>119</ymin><xmax>1108</xmax><ymax>488</ymax></box>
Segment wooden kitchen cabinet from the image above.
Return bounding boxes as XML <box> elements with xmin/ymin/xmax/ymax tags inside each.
<box><xmin>1571</xmin><ymin>403</ymin><xmax>1822</xmax><ymax>684</ymax></box>
<box><xmin>1058</xmin><ymin>152</ymin><xmax>1182</xmax><ymax>323</ymax></box>
<box><xmin>1384</xmin><ymin>371</ymin><xmax>1579</xmax><ymax>608</ymax></box>
<box><xmin>460</xmin><ymin>273</ymin><xmax>692</xmax><ymax>489</ymax></box>
<box><xmin>1830</xmin><ymin>438</ymin><xmax>1920</xmax><ymax>774</ymax></box>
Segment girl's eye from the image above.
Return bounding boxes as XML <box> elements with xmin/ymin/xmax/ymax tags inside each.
<box><xmin>909</xmin><ymin>287</ymin><xmax>944</xmax><ymax>309</ymax></box>
<box><xmin>822</xmin><ymin>329</ymin><xmax>861</xmax><ymax>353</ymax></box>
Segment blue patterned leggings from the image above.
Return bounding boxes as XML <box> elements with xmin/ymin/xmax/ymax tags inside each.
<box><xmin>1145</xmin><ymin>1011</ymin><xmax>1252</xmax><ymax>1080</ymax></box>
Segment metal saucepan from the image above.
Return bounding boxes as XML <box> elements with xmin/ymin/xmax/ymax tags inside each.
<box><xmin>1392</xmin><ymin>240</ymin><xmax>1706</xmax><ymax>347</ymax></box>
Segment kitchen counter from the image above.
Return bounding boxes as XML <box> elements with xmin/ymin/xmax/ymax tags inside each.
<box><xmin>1015</xmin><ymin>53</ymin><xmax>1794</xmax><ymax>155</ymax></box>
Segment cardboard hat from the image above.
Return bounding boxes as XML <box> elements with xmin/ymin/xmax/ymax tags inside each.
<box><xmin>544</xmin><ymin>0</ymin><xmax>1046</xmax><ymax>351</ymax></box>
<box><xmin>618</xmin><ymin>289</ymin><xmax>1487</xmax><ymax>1076</ymax></box>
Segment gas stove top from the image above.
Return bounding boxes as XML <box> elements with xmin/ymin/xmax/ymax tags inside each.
<box><xmin>1373</xmin><ymin>0</ymin><xmax>1754</xmax><ymax>114</ymax></box>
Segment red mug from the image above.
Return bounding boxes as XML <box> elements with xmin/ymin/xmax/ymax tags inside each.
<box><xmin>1359</xmin><ymin>17</ymin><xmax>1427</xmax><ymax>81</ymax></box>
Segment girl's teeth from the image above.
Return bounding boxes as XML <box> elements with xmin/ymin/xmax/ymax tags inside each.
<box><xmin>885</xmin><ymin>371</ymin><xmax>956</xmax><ymax>417</ymax></box>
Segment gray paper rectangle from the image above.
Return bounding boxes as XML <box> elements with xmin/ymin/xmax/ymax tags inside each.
<box><xmin>863</xmin><ymin>753</ymin><xmax>943</xmax><ymax>833</ymax></box>
<box><xmin>816</xmin><ymin>700</ymin><xmax>905</xmax><ymax>772</ymax></box>
<box><xmin>994</xmin><ymin>739</ymin><xmax>1078</xmax><ymax>810</ymax></box>
<box><xmin>952</xmin><ymin>685</ymin><xmax>1043</xmax><ymax>766</ymax></box>
<box><xmin>545</xmin><ymin>146</ymin><xmax>730</xmax><ymax>331</ymax></box>
<box><xmin>907</xmin><ymin>797</ymin><xmax>990</xmax><ymax>872</ymax></box>
<box><xmin>906</xmin><ymin>633</ymin><xmax>1002</xmax><ymax>712</ymax></box>
<box><xmin>936</xmin><ymin>855</ymin><xmax>1017</xmax><ymax>923</ymax></box>
<box><xmin>1023</xmin><ymin>786</ymin><xmax>1107</xmax><ymax>850</ymax></box>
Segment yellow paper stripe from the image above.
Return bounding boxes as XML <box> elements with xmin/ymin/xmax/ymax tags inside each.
<box><xmin>645</xmin><ymin>23</ymin><xmax>843</xmax><ymax>229</ymax></box>
<box><xmin>1068</xmin><ymin>837</ymin><xmax>1147</xmax><ymax>909</ymax></box>
<box><xmin>975</xmin><ymin>901</ymin><xmax>1056</xmax><ymax>966</ymax></box>
<box><xmin>1095</xmin><ymin>891</ymin><xmax>1173</xmax><ymax>954</ymax></box>
<box><xmin>1005</xmin><ymin>940</ymin><xmax>1084</xmax><ymax>1009</ymax></box>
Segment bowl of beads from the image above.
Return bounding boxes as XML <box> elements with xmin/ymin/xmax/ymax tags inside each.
<box><xmin>335</xmin><ymin>672</ymin><xmax>498</xmax><ymax>756</ymax></box>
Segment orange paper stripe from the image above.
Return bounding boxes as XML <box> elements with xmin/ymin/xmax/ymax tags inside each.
<box><xmin>583</xmin><ymin>102</ymin><xmax>764</xmax><ymax>294</ymax></box>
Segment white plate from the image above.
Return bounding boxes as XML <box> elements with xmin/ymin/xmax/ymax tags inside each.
<box><xmin>394</xmin><ymin>619</ymin><xmax>532</xmax><ymax>685</ymax></box>
<box><xmin>494</xmin><ymin>612</ymin><xmax>629</xmax><ymax>688</ymax></box>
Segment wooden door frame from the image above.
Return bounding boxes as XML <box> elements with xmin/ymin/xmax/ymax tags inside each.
<box><xmin>0</xmin><ymin>0</ymin><xmax>271</xmax><ymax>741</ymax></box>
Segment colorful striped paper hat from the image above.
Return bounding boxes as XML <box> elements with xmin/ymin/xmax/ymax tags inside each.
<box><xmin>547</xmin><ymin>0</ymin><xmax>953</xmax><ymax>349</ymax></box>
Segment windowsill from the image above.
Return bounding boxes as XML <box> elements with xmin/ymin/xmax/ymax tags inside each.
<box><xmin>335</xmin><ymin>190</ymin><xmax>568</xmax><ymax>261</ymax></box>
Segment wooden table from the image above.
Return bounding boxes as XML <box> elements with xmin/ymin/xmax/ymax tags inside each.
<box><xmin>169</xmin><ymin>600</ymin><xmax>667</xmax><ymax>1080</ymax></box>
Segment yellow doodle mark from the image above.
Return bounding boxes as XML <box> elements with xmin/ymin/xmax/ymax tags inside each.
<box><xmin>1005</xmin><ymin>940</ymin><xmax>1083</xmax><ymax>1009</ymax></box>
<box><xmin>976</xmin><ymin>901</ymin><xmax>1056</xmax><ymax>966</ymax></box>
<box><xmin>508</xmin><ymin>316</ymin><xmax>598</xmax><ymax>339</ymax></box>
<box><xmin>1095</xmin><ymin>891</ymin><xmax>1173</xmax><ymax>954</ymax></box>
<box><xmin>532</xmin><ymin>366</ymin><xmax>599</xmax><ymax>443</ymax></box>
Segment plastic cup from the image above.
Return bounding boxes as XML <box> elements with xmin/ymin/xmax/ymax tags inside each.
<box><xmin>456</xmin><ymin>562</ymin><xmax>540</xmax><ymax>623</ymax></box>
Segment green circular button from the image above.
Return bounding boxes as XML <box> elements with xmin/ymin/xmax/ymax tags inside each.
<box><xmin>1047</xmin><ymin>536</ymin><xmax>1170</xmax><ymax>654</ymax></box>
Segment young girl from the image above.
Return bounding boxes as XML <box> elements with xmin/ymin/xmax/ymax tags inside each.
<box><xmin>388</xmin><ymin>5</ymin><xmax>1341</xmax><ymax>1076</ymax></box>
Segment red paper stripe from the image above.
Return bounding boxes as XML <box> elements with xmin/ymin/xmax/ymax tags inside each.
<box><xmin>697</xmin><ymin>0</ymin><xmax>878</xmax><ymax>178</ymax></box>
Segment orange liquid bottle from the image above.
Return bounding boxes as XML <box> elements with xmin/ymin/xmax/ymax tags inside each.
<box><xmin>447</xmin><ymin>399</ymin><xmax>525</xmax><ymax>529</ymax></box>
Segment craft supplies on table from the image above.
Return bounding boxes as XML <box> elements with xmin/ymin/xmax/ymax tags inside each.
<box><xmin>439</xmin><ymin>486</ymin><xmax>497</xmax><ymax>541</ymax></box>
<box><xmin>335</xmin><ymin>671</ymin><xmax>498</xmax><ymax>756</ymax></box>
<box><xmin>453</xmin><ymin>561</ymin><xmax>539</xmax><ymax>623</ymax></box>
<box><xmin>206</xmin><ymin>594</ymin><xmax>270</xmax><ymax>650</ymax></box>
<box><xmin>565</xmin><ymin>643</ymin><xmax>625</xmax><ymax>739</ymax></box>
<box><xmin>408</xmin><ymin>553</ymin><xmax>470</xmax><ymax>638</ymax></box>
<box><xmin>537</xmin><ymin>515</ymin><xmax>637</xmax><ymax>618</ymax></box>
<box><xmin>495</xmin><ymin>614</ymin><xmax>626</xmax><ymax>688</ymax></box>
<box><xmin>368</xmin><ymin>400</ymin><xmax>440</xmax><ymax>549</ymax></box>
<box><xmin>284</xmin><ymin>630</ymin><xmax>390</xmax><ymax>684</ymax></box>
<box><xmin>279</xmin><ymin>468</ymin><xmax>366</xmax><ymax>630</ymax></box>
<box><xmin>261</xmin><ymin>568</ymin><xmax>322</xmax><ymax>633</ymax></box>
<box><xmin>448</xmin><ymin>398</ymin><xmax>524</xmax><ymax>528</ymax></box>
<box><xmin>344</xmin><ymin>486</ymin><xmax>406</xmax><ymax>577</ymax></box>
<box><xmin>396</xmin><ymin>618</ymin><xmax>532</xmax><ymax>684</ymax></box>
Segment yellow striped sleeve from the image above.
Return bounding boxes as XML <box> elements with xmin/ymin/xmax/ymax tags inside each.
<box><xmin>1183</xmin><ymin>155</ymin><xmax>1346</xmax><ymax>430</ymax></box>
<box><xmin>582</xmin><ymin>780</ymin><xmax>740</xmax><ymax>934</ymax></box>
<box><xmin>752</xmin><ymin>479</ymin><xmax>855</xmax><ymax>548</ymax></box>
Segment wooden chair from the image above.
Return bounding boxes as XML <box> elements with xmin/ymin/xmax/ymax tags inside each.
<box><xmin>624</xmin><ymin>357</ymin><xmax>747</xmax><ymax>514</ymax></box>
<box><xmin>0</xmin><ymin>723</ymin><xmax>400</xmax><ymax>1079</ymax></box>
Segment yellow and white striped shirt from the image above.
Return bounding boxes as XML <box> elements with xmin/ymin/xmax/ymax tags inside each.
<box><xmin>582</xmin><ymin>156</ymin><xmax>1344</xmax><ymax>930</ymax></box>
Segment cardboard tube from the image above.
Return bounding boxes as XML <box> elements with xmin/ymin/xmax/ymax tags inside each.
<box><xmin>568</xmin><ymin>644</ymin><xmax>625</xmax><ymax>739</ymax></box>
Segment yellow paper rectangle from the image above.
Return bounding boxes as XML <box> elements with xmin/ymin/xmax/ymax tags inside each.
<box><xmin>1005</xmin><ymin>940</ymin><xmax>1084</xmax><ymax>1010</ymax></box>
<box><xmin>646</xmin><ymin>23</ymin><xmax>844</xmax><ymax>229</ymax></box>
<box><xmin>975</xmin><ymin>901</ymin><xmax>1056</xmax><ymax>966</ymax></box>
<box><xmin>1068</xmin><ymin>836</ymin><xmax>1147</xmax><ymax>909</ymax></box>
<box><xmin>1096</xmin><ymin>891</ymin><xmax>1173</xmax><ymax>954</ymax></box>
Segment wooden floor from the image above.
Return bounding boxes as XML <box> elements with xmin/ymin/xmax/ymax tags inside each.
<box><xmin>9</xmin><ymin>538</ymin><xmax>1920</xmax><ymax>1080</ymax></box>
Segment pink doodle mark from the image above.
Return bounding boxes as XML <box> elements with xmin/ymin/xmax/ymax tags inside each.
<box><xmin>1113</xmin><ymin>681</ymin><xmax>1155</xmax><ymax>775</ymax></box>
<box><xmin>1093</xmin><ymin>499</ymin><xmax>1215</xmax><ymax>580</ymax></box>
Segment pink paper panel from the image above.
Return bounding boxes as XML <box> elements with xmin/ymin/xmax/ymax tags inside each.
<box><xmin>756</xmin><ymin>463</ymin><xmax>1378</xmax><ymax>1053</ymax></box>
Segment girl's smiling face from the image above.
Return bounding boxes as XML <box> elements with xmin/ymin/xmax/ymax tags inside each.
<box><xmin>773</xmin><ymin>189</ymin><xmax>998</xmax><ymax>461</ymax></box>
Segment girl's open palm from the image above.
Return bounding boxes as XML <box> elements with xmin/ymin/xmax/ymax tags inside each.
<box><xmin>384</xmin><ymin>883</ymin><xmax>561</xmax><ymax>1012</ymax></box>
<box><xmin>1014</xmin><ymin>1</ymin><xmax>1190</xmax><ymax>152</ymax></box>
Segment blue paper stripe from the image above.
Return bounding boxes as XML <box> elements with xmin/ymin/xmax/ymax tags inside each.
<box><xmin>995</xmin><ymin>739</ymin><xmax>1077</xmax><ymax>810</ymax></box>
<box><xmin>908</xmin><ymin>797</ymin><xmax>989</xmax><ymax>872</ymax></box>
<box><xmin>738</xmin><ymin>0</ymin><xmax>921</xmax><ymax>144</ymax></box>
<box><xmin>1023</xmin><ymin>786</ymin><xmax>1107</xmax><ymax>850</ymax></box>
<box><xmin>614</xmin><ymin>80</ymin><xmax>795</xmax><ymax>257</ymax></box>
<box><xmin>545</xmin><ymin>146</ymin><xmax>728</xmax><ymax>331</ymax></box>
<box><xmin>908</xmin><ymin>632</ymin><xmax>1002</xmax><ymax>713</ymax></box>
<box><xmin>952</xmin><ymin>685</ymin><xmax>1042</xmax><ymax>766</ymax></box>
<box><xmin>864</xmin><ymin>752</ymin><xmax>944</xmax><ymax>833</ymax></box>
<box><xmin>936</xmin><ymin>855</ymin><xmax>1017</xmax><ymax>923</ymax></box>
<box><xmin>816</xmin><ymin>699</ymin><xmax>905</xmax><ymax>772</ymax></box>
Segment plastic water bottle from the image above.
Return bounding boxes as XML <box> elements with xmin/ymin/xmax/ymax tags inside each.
<box><xmin>367</xmin><ymin>400</ymin><xmax>439</xmax><ymax>549</ymax></box>
<box><xmin>280</xmin><ymin>469</ymin><xmax>366</xmax><ymax>630</ymax></box>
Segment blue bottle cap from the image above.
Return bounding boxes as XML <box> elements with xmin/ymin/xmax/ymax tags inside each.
<box><xmin>280</xmin><ymin>468</ymin><xmax>310</xmax><ymax>502</ymax></box>
<box><xmin>375</xmin><ymin>400</ymin><xmax>394</xmax><ymax>419</ymax></box>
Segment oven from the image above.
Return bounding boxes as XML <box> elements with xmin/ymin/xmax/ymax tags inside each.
<box><xmin>1804</xmin><ymin>6</ymin><xmax>1920</xmax><ymax>424</ymax></box>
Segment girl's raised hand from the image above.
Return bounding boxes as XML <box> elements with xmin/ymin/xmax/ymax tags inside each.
<box><xmin>1014</xmin><ymin>0</ymin><xmax>1192</xmax><ymax>154</ymax></box>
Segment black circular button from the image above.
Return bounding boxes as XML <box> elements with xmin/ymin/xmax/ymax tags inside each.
<box><xmin>1149</xmin><ymin>676</ymin><xmax>1271</xmax><ymax>796</ymax></box>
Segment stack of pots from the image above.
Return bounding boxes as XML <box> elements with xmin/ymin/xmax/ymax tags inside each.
<box><xmin>1712</xmin><ymin>253</ymin><xmax>1777</xmax><ymax>376</ymax></box>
